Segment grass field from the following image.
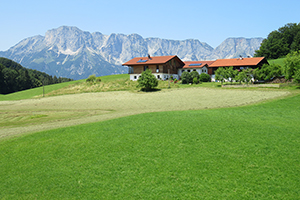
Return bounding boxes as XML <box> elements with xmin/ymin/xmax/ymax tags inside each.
<box><xmin>0</xmin><ymin>92</ymin><xmax>299</xmax><ymax>199</ymax></box>
<box><xmin>0</xmin><ymin>73</ymin><xmax>299</xmax><ymax>199</ymax></box>
<box><xmin>0</xmin><ymin>87</ymin><xmax>290</xmax><ymax>139</ymax></box>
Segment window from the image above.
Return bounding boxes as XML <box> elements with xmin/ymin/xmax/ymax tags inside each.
<box><xmin>189</xmin><ymin>63</ymin><xmax>202</xmax><ymax>66</ymax></box>
<box><xmin>182</xmin><ymin>70</ymin><xmax>185</xmax><ymax>73</ymax></box>
<box><xmin>156</xmin><ymin>65</ymin><xmax>159</xmax><ymax>72</ymax></box>
<box><xmin>187</xmin><ymin>70</ymin><xmax>190</xmax><ymax>72</ymax></box>
<box><xmin>144</xmin><ymin>66</ymin><xmax>148</xmax><ymax>71</ymax></box>
<box><xmin>128</xmin><ymin>66</ymin><xmax>134</xmax><ymax>74</ymax></box>
<box><xmin>137</xmin><ymin>59</ymin><xmax>148</xmax><ymax>63</ymax></box>
<box><xmin>193</xmin><ymin>69</ymin><xmax>196</xmax><ymax>71</ymax></box>
<box><xmin>157</xmin><ymin>75</ymin><xmax>160</xmax><ymax>79</ymax></box>
<box><xmin>134</xmin><ymin>76</ymin><xmax>137</xmax><ymax>79</ymax></box>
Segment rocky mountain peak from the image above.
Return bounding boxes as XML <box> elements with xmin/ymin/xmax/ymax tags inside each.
<box><xmin>0</xmin><ymin>26</ymin><xmax>264</xmax><ymax>80</ymax></box>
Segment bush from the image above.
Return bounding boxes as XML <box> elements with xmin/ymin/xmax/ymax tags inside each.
<box><xmin>193</xmin><ymin>77</ymin><xmax>199</xmax><ymax>84</ymax></box>
<box><xmin>86</xmin><ymin>74</ymin><xmax>101</xmax><ymax>84</ymax></box>
<box><xmin>190</xmin><ymin>71</ymin><xmax>200</xmax><ymax>81</ymax></box>
<box><xmin>199</xmin><ymin>73</ymin><xmax>211</xmax><ymax>82</ymax></box>
<box><xmin>181</xmin><ymin>72</ymin><xmax>192</xmax><ymax>84</ymax></box>
<box><xmin>96</xmin><ymin>77</ymin><xmax>101</xmax><ymax>82</ymax></box>
<box><xmin>86</xmin><ymin>74</ymin><xmax>96</xmax><ymax>83</ymax></box>
<box><xmin>137</xmin><ymin>69</ymin><xmax>158</xmax><ymax>91</ymax></box>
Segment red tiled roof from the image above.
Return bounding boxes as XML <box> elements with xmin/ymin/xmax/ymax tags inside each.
<box><xmin>183</xmin><ymin>61</ymin><xmax>215</xmax><ymax>69</ymax></box>
<box><xmin>209</xmin><ymin>57</ymin><xmax>267</xmax><ymax>67</ymax></box>
<box><xmin>122</xmin><ymin>55</ymin><xmax>183</xmax><ymax>66</ymax></box>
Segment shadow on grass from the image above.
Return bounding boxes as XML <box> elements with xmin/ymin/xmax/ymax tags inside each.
<box><xmin>139</xmin><ymin>88</ymin><xmax>162</xmax><ymax>92</ymax></box>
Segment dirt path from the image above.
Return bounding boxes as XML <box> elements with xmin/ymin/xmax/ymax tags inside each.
<box><xmin>0</xmin><ymin>88</ymin><xmax>290</xmax><ymax>139</ymax></box>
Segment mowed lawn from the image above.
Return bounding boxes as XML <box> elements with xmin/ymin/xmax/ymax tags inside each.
<box><xmin>0</xmin><ymin>93</ymin><xmax>299</xmax><ymax>199</ymax></box>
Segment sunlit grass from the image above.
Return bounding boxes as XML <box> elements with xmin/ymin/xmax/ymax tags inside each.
<box><xmin>0</xmin><ymin>93</ymin><xmax>299</xmax><ymax>199</ymax></box>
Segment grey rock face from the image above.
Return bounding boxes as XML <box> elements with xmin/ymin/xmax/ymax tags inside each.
<box><xmin>0</xmin><ymin>26</ymin><xmax>263</xmax><ymax>80</ymax></box>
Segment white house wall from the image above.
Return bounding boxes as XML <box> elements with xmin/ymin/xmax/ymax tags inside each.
<box><xmin>130</xmin><ymin>73</ymin><xmax>179</xmax><ymax>81</ymax></box>
<box><xmin>178</xmin><ymin>66</ymin><xmax>208</xmax><ymax>77</ymax></box>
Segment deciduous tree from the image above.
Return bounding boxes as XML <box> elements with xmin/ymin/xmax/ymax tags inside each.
<box><xmin>283</xmin><ymin>51</ymin><xmax>300</xmax><ymax>80</ymax></box>
<box><xmin>137</xmin><ymin>69</ymin><xmax>158</xmax><ymax>91</ymax></box>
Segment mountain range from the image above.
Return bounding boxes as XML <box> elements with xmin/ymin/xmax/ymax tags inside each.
<box><xmin>0</xmin><ymin>26</ymin><xmax>263</xmax><ymax>80</ymax></box>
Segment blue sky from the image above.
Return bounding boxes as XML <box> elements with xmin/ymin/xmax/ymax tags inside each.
<box><xmin>1</xmin><ymin>0</ymin><xmax>299</xmax><ymax>51</ymax></box>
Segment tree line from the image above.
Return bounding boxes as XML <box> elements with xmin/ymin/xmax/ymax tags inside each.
<box><xmin>0</xmin><ymin>57</ymin><xmax>73</xmax><ymax>94</ymax></box>
<box><xmin>215</xmin><ymin>51</ymin><xmax>300</xmax><ymax>84</ymax></box>
<box><xmin>255</xmin><ymin>23</ymin><xmax>300</xmax><ymax>59</ymax></box>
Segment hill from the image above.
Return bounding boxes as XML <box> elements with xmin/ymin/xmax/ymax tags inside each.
<box><xmin>0</xmin><ymin>26</ymin><xmax>263</xmax><ymax>80</ymax></box>
<box><xmin>0</xmin><ymin>57</ymin><xmax>72</xmax><ymax>94</ymax></box>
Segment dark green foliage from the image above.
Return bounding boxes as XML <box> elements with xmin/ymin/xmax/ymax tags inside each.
<box><xmin>235</xmin><ymin>68</ymin><xmax>253</xmax><ymax>84</ymax></box>
<box><xmin>255</xmin><ymin>23</ymin><xmax>300</xmax><ymax>59</ymax></box>
<box><xmin>199</xmin><ymin>73</ymin><xmax>210</xmax><ymax>82</ymax></box>
<box><xmin>193</xmin><ymin>77</ymin><xmax>199</xmax><ymax>84</ymax></box>
<box><xmin>0</xmin><ymin>57</ymin><xmax>73</xmax><ymax>94</ymax></box>
<box><xmin>181</xmin><ymin>71</ymin><xmax>192</xmax><ymax>84</ymax></box>
<box><xmin>258</xmin><ymin>63</ymin><xmax>283</xmax><ymax>80</ymax></box>
<box><xmin>190</xmin><ymin>71</ymin><xmax>199</xmax><ymax>81</ymax></box>
<box><xmin>283</xmin><ymin>51</ymin><xmax>300</xmax><ymax>80</ymax></box>
<box><xmin>137</xmin><ymin>69</ymin><xmax>158</xmax><ymax>91</ymax></box>
<box><xmin>293</xmin><ymin>69</ymin><xmax>300</xmax><ymax>83</ymax></box>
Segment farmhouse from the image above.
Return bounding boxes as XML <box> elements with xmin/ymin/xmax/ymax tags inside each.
<box><xmin>123</xmin><ymin>55</ymin><xmax>268</xmax><ymax>81</ymax></box>
<box><xmin>209</xmin><ymin>56</ymin><xmax>268</xmax><ymax>75</ymax></box>
<box><xmin>122</xmin><ymin>55</ymin><xmax>184</xmax><ymax>81</ymax></box>
<box><xmin>179</xmin><ymin>61</ymin><xmax>215</xmax><ymax>77</ymax></box>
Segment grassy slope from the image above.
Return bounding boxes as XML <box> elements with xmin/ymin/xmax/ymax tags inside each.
<box><xmin>0</xmin><ymin>93</ymin><xmax>299</xmax><ymax>199</ymax></box>
<box><xmin>0</xmin><ymin>74</ymin><xmax>129</xmax><ymax>101</ymax></box>
<box><xmin>268</xmin><ymin>58</ymin><xmax>285</xmax><ymax>66</ymax></box>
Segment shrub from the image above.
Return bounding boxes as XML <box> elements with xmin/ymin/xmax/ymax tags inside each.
<box><xmin>137</xmin><ymin>69</ymin><xmax>158</xmax><ymax>91</ymax></box>
<box><xmin>96</xmin><ymin>77</ymin><xmax>101</xmax><ymax>82</ymax></box>
<box><xmin>181</xmin><ymin>72</ymin><xmax>192</xmax><ymax>84</ymax></box>
<box><xmin>199</xmin><ymin>73</ymin><xmax>211</xmax><ymax>82</ymax></box>
<box><xmin>86</xmin><ymin>74</ymin><xmax>97</xmax><ymax>83</ymax></box>
<box><xmin>193</xmin><ymin>77</ymin><xmax>199</xmax><ymax>84</ymax></box>
<box><xmin>190</xmin><ymin>71</ymin><xmax>200</xmax><ymax>81</ymax></box>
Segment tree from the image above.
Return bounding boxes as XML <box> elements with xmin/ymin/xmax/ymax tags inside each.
<box><xmin>225</xmin><ymin>66</ymin><xmax>238</xmax><ymax>84</ymax></box>
<box><xmin>283</xmin><ymin>51</ymin><xmax>300</xmax><ymax>80</ymax></box>
<box><xmin>235</xmin><ymin>68</ymin><xmax>253</xmax><ymax>84</ymax></box>
<box><xmin>258</xmin><ymin>63</ymin><xmax>283</xmax><ymax>81</ymax></box>
<box><xmin>137</xmin><ymin>69</ymin><xmax>158</xmax><ymax>91</ymax></box>
<box><xmin>215</xmin><ymin>67</ymin><xmax>226</xmax><ymax>85</ymax></box>
<box><xmin>293</xmin><ymin>69</ymin><xmax>300</xmax><ymax>83</ymax></box>
<box><xmin>181</xmin><ymin>71</ymin><xmax>192</xmax><ymax>84</ymax></box>
<box><xmin>254</xmin><ymin>23</ymin><xmax>300</xmax><ymax>59</ymax></box>
<box><xmin>199</xmin><ymin>73</ymin><xmax>211</xmax><ymax>82</ymax></box>
<box><xmin>86</xmin><ymin>74</ymin><xmax>97</xmax><ymax>83</ymax></box>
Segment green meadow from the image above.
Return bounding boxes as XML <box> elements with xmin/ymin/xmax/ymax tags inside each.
<box><xmin>0</xmin><ymin>74</ymin><xmax>299</xmax><ymax>199</ymax></box>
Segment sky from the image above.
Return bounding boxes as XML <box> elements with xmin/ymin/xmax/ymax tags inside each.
<box><xmin>0</xmin><ymin>0</ymin><xmax>299</xmax><ymax>51</ymax></box>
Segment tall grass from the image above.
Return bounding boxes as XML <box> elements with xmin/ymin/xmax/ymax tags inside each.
<box><xmin>0</xmin><ymin>93</ymin><xmax>299</xmax><ymax>199</ymax></box>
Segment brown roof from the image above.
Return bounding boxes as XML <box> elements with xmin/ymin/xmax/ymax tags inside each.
<box><xmin>122</xmin><ymin>55</ymin><xmax>184</xmax><ymax>66</ymax></box>
<box><xmin>209</xmin><ymin>57</ymin><xmax>267</xmax><ymax>67</ymax></box>
<box><xmin>183</xmin><ymin>61</ymin><xmax>215</xmax><ymax>69</ymax></box>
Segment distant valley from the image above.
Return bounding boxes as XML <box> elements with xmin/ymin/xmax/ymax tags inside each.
<box><xmin>0</xmin><ymin>26</ymin><xmax>263</xmax><ymax>80</ymax></box>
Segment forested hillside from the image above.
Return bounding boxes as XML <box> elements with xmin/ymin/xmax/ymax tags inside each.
<box><xmin>0</xmin><ymin>57</ymin><xmax>72</xmax><ymax>94</ymax></box>
<box><xmin>255</xmin><ymin>23</ymin><xmax>300</xmax><ymax>59</ymax></box>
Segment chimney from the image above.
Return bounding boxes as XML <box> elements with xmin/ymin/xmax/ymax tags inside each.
<box><xmin>148</xmin><ymin>54</ymin><xmax>151</xmax><ymax>60</ymax></box>
<box><xmin>239</xmin><ymin>55</ymin><xmax>243</xmax><ymax>60</ymax></box>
